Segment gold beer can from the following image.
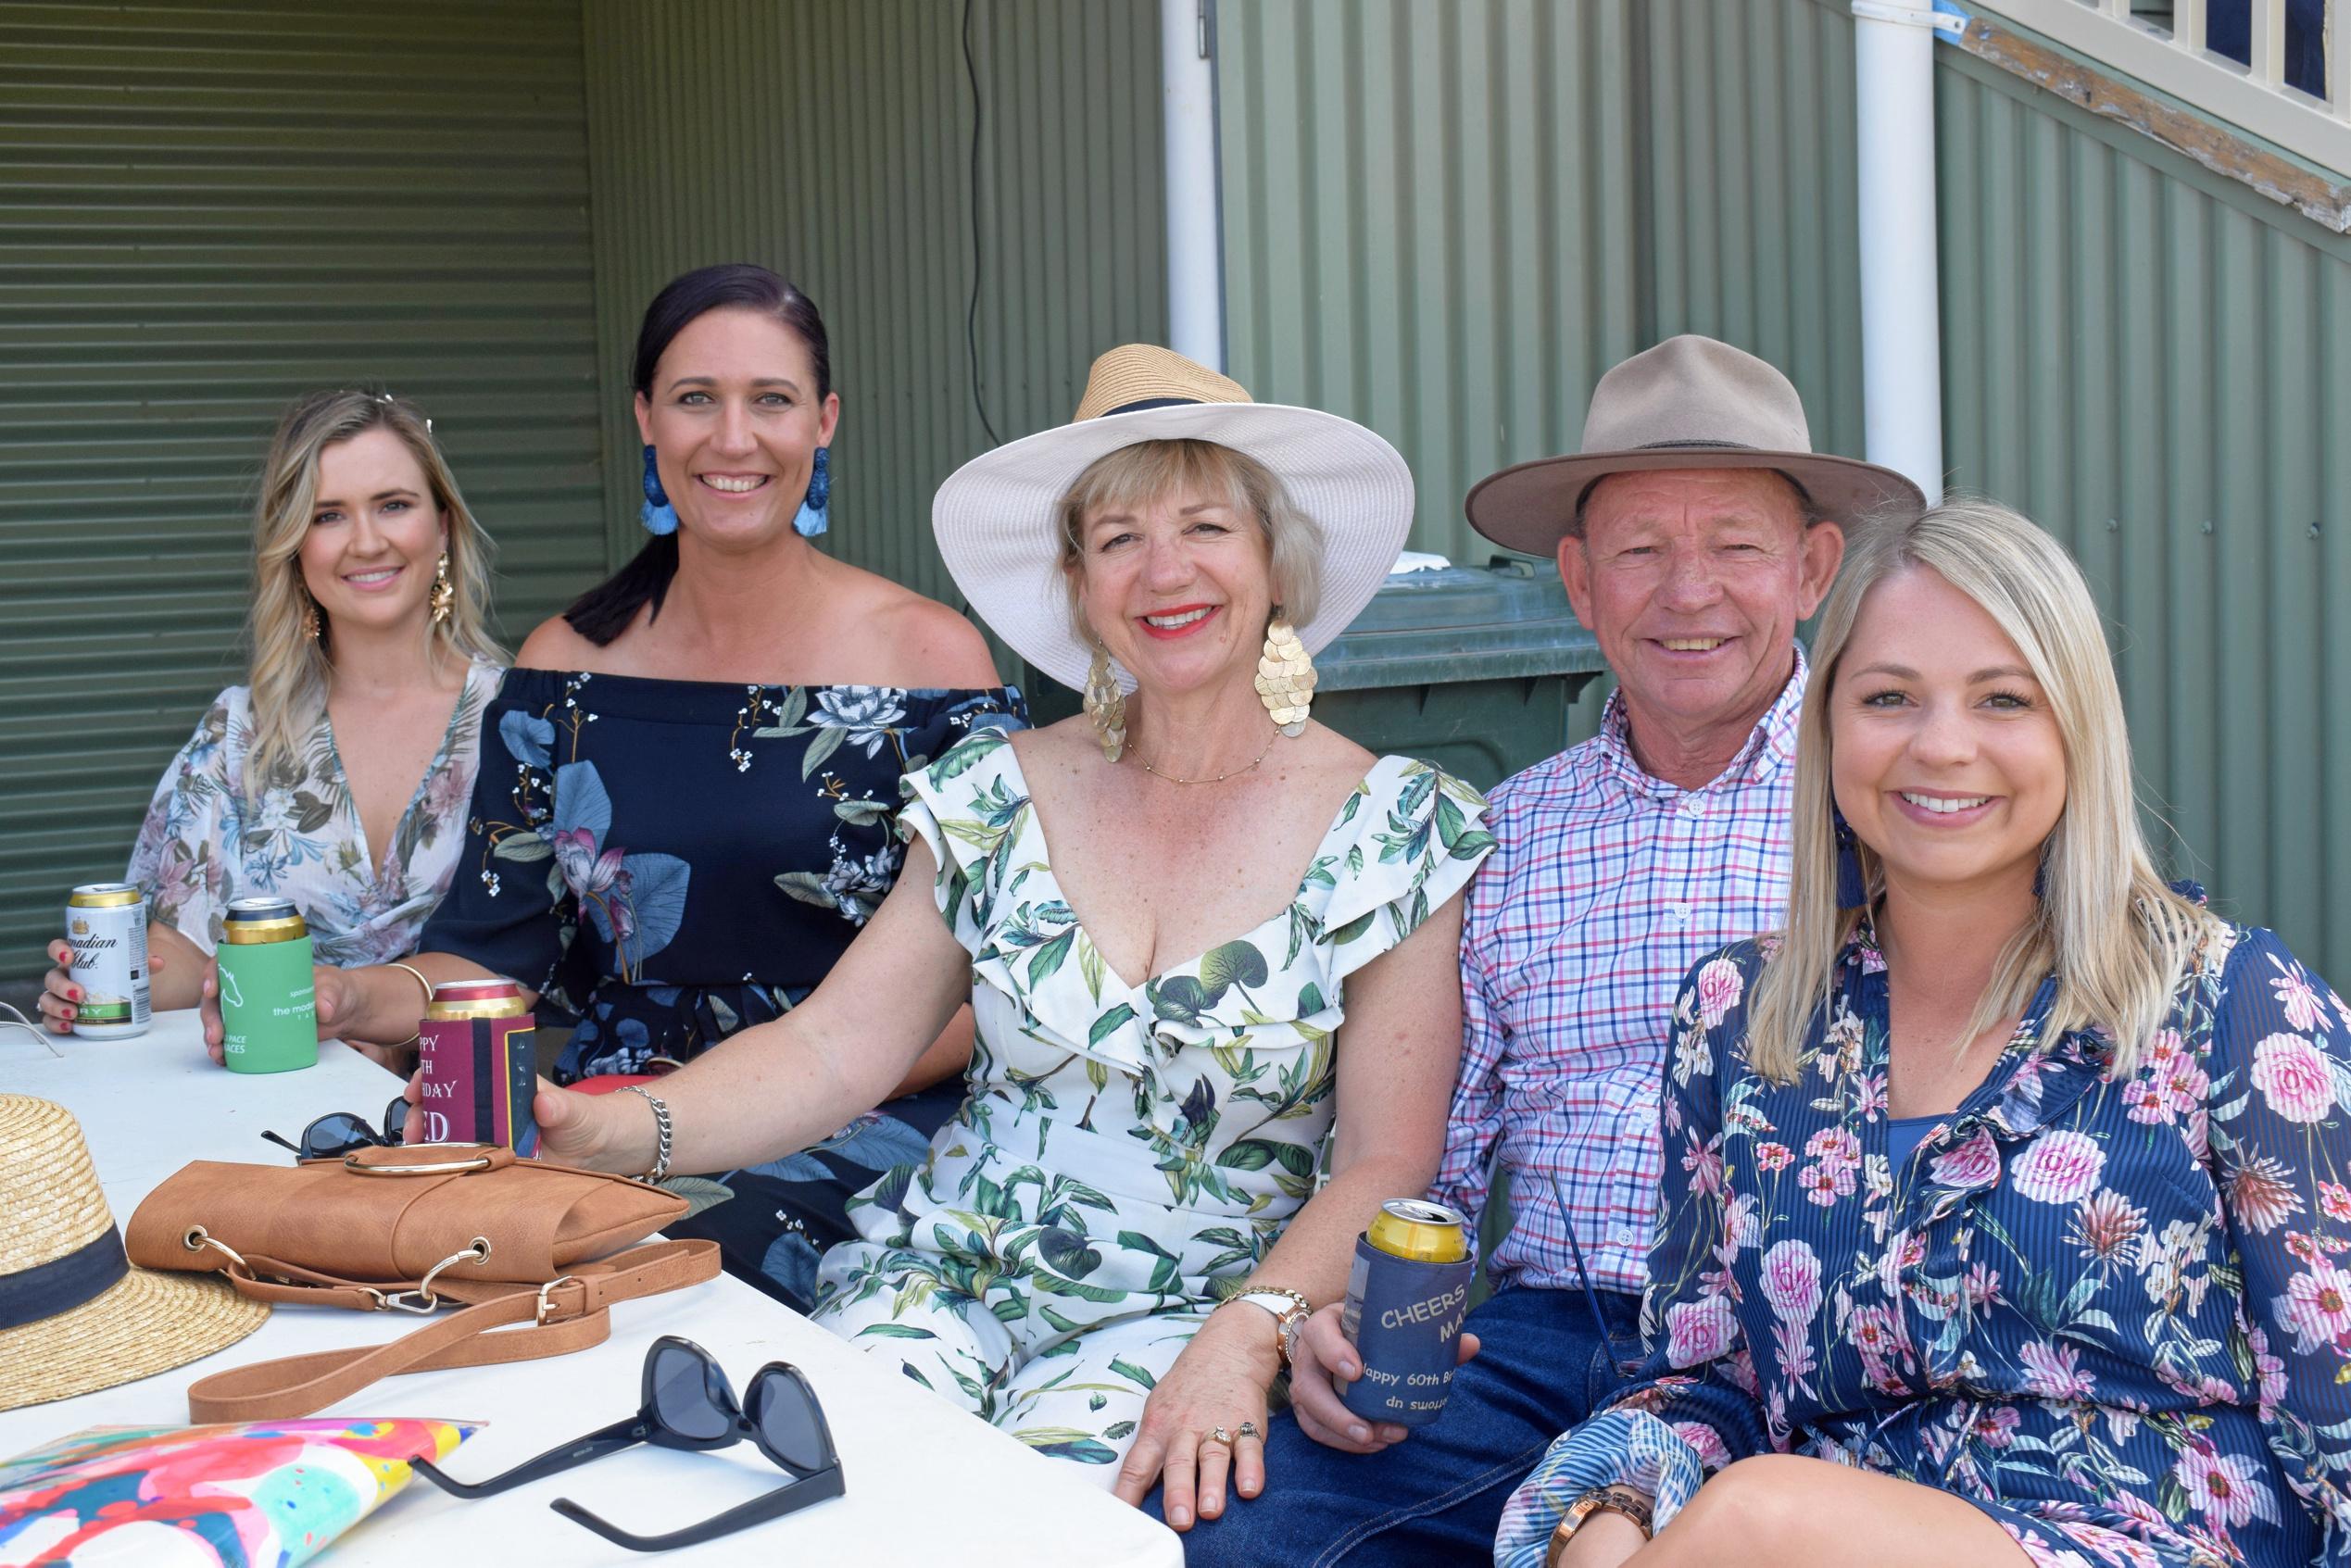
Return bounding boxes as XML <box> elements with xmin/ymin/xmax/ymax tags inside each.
<box><xmin>1366</xmin><ymin>1198</ymin><xmax>1470</xmax><ymax>1264</ymax></box>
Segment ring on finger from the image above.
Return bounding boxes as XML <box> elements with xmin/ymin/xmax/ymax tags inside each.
<box><xmin>1236</xmin><ymin>1421</ymin><xmax>1261</xmax><ymax>1440</ymax></box>
<box><xmin>1203</xmin><ymin>1426</ymin><xmax>1233</xmax><ymax>1448</ymax></box>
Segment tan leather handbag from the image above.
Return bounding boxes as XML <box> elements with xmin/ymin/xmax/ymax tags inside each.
<box><xmin>125</xmin><ymin>1142</ymin><xmax>721</xmax><ymax>1422</ymax></box>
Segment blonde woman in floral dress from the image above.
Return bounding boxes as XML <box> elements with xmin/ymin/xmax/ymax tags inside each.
<box><xmin>38</xmin><ymin>389</ymin><xmax>503</xmax><ymax>1065</ymax></box>
<box><xmin>535</xmin><ymin>347</ymin><xmax>1495</xmax><ymax>1529</ymax></box>
<box><xmin>1511</xmin><ymin>498</ymin><xmax>2351</xmax><ymax>1568</ymax></box>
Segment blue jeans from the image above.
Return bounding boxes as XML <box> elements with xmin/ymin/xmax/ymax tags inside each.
<box><xmin>1155</xmin><ymin>1285</ymin><xmax>1642</xmax><ymax>1567</ymax></box>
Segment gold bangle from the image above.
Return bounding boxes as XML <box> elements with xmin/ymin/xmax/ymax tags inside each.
<box><xmin>386</xmin><ymin>961</ymin><xmax>436</xmax><ymax>1012</ymax></box>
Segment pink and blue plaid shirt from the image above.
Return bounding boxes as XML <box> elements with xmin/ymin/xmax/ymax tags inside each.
<box><xmin>1433</xmin><ymin>647</ymin><xmax>1806</xmax><ymax>1296</ymax></box>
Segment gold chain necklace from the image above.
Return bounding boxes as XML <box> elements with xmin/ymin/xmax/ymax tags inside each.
<box><xmin>1134</xmin><ymin>728</ymin><xmax>1279</xmax><ymax>785</ymax></box>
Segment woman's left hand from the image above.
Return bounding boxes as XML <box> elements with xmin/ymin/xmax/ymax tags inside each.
<box><xmin>1112</xmin><ymin>1305</ymin><xmax>1281</xmax><ymax>1530</ymax></box>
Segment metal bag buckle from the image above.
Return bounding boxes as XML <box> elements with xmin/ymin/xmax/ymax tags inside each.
<box><xmin>534</xmin><ymin>1274</ymin><xmax>580</xmax><ymax>1325</ymax></box>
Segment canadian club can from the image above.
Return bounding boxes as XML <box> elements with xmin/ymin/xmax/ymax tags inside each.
<box><xmin>416</xmin><ymin>978</ymin><xmax>539</xmax><ymax>1156</ymax></box>
<box><xmin>1336</xmin><ymin>1198</ymin><xmax>1474</xmax><ymax>1428</ymax></box>
<box><xmin>65</xmin><ymin>884</ymin><xmax>151</xmax><ymax>1039</ymax></box>
<box><xmin>216</xmin><ymin>897</ymin><xmax>317</xmax><ymax>1073</ymax></box>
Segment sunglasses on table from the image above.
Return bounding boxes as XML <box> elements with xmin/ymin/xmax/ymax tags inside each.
<box><xmin>259</xmin><ymin>1097</ymin><xmax>408</xmax><ymax>1160</ymax></box>
<box><xmin>409</xmin><ymin>1334</ymin><xmax>846</xmax><ymax>1551</ymax></box>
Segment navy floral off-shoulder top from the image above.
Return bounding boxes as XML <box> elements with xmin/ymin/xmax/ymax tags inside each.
<box><xmin>417</xmin><ymin>669</ymin><xmax>1026</xmax><ymax>1082</ymax></box>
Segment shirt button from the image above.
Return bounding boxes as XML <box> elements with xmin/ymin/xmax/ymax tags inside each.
<box><xmin>1616</xmin><ymin>1228</ymin><xmax>1638</xmax><ymax>1245</ymax></box>
<box><xmin>1680</xmin><ymin>797</ymin><xmax>1707</xmax><ymax>817</ymax></box>
<box><xmin>1670</xmin><ymin>902</ymin><xmax>1692</xmax><ymax>922</ymax></box>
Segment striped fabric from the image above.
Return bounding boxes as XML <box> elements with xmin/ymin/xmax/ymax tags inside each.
<box><xmin>1433</xmin><ymin>648</ymin><xmax>1804</xmax><ymax>1296</ymax></box>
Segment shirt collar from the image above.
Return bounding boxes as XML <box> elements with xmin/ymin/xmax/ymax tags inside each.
<box><xmin>1597</xmin><ymin>642</ymin><xmax>1809</xmax><ymax>800</ymax></box>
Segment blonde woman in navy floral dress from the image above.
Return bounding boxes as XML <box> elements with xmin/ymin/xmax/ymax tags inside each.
<box><xmin>1510</xmin><ymin>499</ymin><xmax>2351</xmax><ymax>1568</ymax></box>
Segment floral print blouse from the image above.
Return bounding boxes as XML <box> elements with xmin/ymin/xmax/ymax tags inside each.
<box><xmin>124</xmin><ymin>664</ymin><xmax>501</xmax><ymax>966</ymax></box>
<box><xmin>414</xmin><ymin>670</ymin><xmax>1025</xmax><ymax>1081</ymax></box>
<box><xmin>1500</xmin><ymin>914</ymin><xmax>2351</xmax><ymax>1568</ymax></box>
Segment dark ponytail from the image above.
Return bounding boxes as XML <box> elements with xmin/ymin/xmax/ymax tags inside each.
<box><xmin>563</xmin><ymin>264</ymin><xmax>833</xmax><ymax>646</ymax></box>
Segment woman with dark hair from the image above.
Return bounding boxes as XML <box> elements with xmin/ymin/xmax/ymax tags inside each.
<box><xmin>202</xmin><ymin>265</ymin><xmax>1025</xmax><ymax>1310</ymax></box>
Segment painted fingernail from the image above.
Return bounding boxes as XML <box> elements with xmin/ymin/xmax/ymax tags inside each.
<box><xmin>69</xmin><ymin>988</ymin><xmax>82</xmax><ymax>1001</ymax></box>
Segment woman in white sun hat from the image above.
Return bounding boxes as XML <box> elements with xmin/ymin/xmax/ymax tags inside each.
<box><xmin>533</xmin><ymin>345</ymin><xmax>1495</xmax><ymax>1524</ymax></box>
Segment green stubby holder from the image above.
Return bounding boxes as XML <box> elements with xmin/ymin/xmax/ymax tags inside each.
<box><xmin>217</xmin><ymin>897</ymin><xmax>320</xmax><ymax>1074</ymax></box>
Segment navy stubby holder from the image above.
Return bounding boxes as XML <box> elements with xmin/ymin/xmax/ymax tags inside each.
<box><xmin>1337</xmin><ymin>1199</ymin><xmax>1474</xmax><ymax>1427</ymax></box>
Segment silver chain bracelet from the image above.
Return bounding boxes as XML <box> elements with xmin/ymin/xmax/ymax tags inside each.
<box><xmin>618</xmin><ymin>1085</ymin><xmax>673</xmax><ymax>1184</ymax></box>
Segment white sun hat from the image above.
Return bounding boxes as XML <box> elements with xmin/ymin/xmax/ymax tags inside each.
<box><xmin>931</xmin><ymin>344</ymin><xmax>1416</xmax><ymax>693</ymax></box>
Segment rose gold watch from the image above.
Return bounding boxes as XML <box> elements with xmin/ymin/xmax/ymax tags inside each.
<box><xmin>1544</xmin><ymin>1486</ymin><xmax>1654</xmax><ymax>1567</ymax></box>
<box><xmin>1231</xmin><ymin>1288</ymin><xmax>1314</xmax><ymax>1368</ymax></box>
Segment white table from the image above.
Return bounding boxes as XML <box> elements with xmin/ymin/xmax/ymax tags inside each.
<box><xmin>0</xmin><ymin>1013</ymin><xmax>1182</xmax><ymax>1567</ymax></box>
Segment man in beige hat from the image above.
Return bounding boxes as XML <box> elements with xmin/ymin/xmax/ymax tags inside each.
<box><xmin>1180</xmin><ymin>336</ymin><xmax>1920</xmax><ymax>1565</ymax></box>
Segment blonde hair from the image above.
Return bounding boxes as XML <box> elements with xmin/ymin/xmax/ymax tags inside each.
<box><xmin>1056</xmin><ymin>438</ymin><xmax>1326</xmax><ymax>648</ymax></box>
<box><xmin>245</xmin><ymin>390</ymin><xmax>504</xmax><ymax>794</ymax></box>
<box><xmin>1747</xmin><ymin>495</ymin><xmax>2214</xmax><ymax>1084</ymax></box>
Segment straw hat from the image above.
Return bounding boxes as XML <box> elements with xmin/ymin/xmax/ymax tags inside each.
<box><xmin>0</xmin><ymin>1097</ymin><xmax>268</xmax><ymax>1411</ymax></box>
<box><xmin>1465</xmin><ymin>334</ymin><xmax>1924</xmax><ymax>554</ymax></box>
<box><xmin>931</xmin><ymin>344</ymin><xmax>1415</xmax><ymax>693</ymax></box>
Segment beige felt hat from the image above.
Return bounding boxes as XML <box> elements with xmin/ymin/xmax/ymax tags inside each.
<box><xmin>1465</xmin><ymin>334</ymin><xmax>1924</xmax><ymax>554</ymax></box>
<box><xmin>931</xmin><ymin>344</ymin><xmax>1415</xmax><ymax>693</ymax></box>
<box><xmin>0</xmin><ymin>1096</ymin><xmax>268</xmax><ymax>1412</ymax></box>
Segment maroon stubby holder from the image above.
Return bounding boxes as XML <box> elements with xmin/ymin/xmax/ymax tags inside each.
<box><xmin>414</xmin><ymin>977</ymin><xmax>540</xmax><ymax>1156</ymax></box>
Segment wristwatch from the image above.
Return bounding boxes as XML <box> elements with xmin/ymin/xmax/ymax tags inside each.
<box><xmin>1230</xmin><ymin>1287</ymin><xmax>1314</xmax><ymax>1368</ymax></box>
<box><xmin>1544</xmin><ymin>1486</ymin><xmax>1654</xmax><ymax>1567</ymax></box>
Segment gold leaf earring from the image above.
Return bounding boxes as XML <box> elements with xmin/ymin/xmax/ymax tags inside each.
<box><xmin>429</xmin><ymin>551</ymin><xmax>454</xmax><ymax>625</ymax></box>
<box><xmin>302</xmin><ymin>596</ymin><xmax>322</xmax><ymax>641</ymax></box>
<box><xmin>1082</xmin><ymin>644</ymin><xmax>1127</xmax><ymax>762</ymax></box>
<box><xmin>1256</xmin><ymin>609</ymin><xmax>1314</xmax><ymax>736</ymax></box>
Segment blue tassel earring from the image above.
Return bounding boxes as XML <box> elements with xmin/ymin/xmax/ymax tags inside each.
<box><xmin>793</xmin><ymin>447</ymin><xmax>831</xmax><ymax>538</ymax></box>
<box><xmin>639</xmin><ymin>445</ymin><xmax>678</xmax><ymax>536</ymax></box>
<box><xmin>1832</xmin><ymin>807</ymin><xmax>1870</xmax><ymax>909</ymax></box>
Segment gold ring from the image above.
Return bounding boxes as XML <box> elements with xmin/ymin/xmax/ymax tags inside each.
<box><xmin>1203</xmin><ymin>1426</ymin><xmax>1233</xmax><ymax>1448</ymax></box>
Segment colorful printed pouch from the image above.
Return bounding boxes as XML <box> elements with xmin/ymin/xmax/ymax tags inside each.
<box><xmin>0</xmin><ymin>1417</ymin><xmax>476</xmax><ymax>1567</ymax></box>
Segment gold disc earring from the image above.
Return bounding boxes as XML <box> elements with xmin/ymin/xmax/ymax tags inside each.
<box><xmin>1082</xmin><ymin>644</ymin><xmax>1128</xmax><ymax>762</ymax></box>
<box><xmin>1255</xmin><ymin>609</ymin><xmax>1314</xmax><ymax>736</ymax></box>
<box><xmin>429</xmin><ymin>551</ymin><xmax>455</xmax><ymax>626</ymax></box>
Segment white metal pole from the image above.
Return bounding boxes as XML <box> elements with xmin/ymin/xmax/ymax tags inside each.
<box><xmin>1852</xmin><ymin>0</ymin><xmax>1946</xmax><ymax>504</ymax></box>
<box><xmin>1162</xmin><ymin>0</ymin><xmax>1225</xmax><ymax>371</ymax></box>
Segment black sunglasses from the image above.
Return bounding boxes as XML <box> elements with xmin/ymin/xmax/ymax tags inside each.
<box><xmin>259</xmin><ymin>1097</ymin><xmax>409</xmax><ymax>1160</ymax></box>
<box><xmin>409</xmin><ymin>1335</ymin><xmax>845</xmax><ymax>1551</ymax></box>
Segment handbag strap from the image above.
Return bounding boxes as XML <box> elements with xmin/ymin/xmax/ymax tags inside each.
<box><xmin>183</xmin><ymin>1239</ymin><xmax>722</xmax><ymax>1424</ymax></box>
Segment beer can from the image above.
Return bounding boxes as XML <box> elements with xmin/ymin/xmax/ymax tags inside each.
<box><xmin>65</xmin><ymin>884</ymin><xmax>151</xmax><ymax>1040</ymax></box>
<box><xmin>416</xmin><ymin>978</ymin><xmax>539</xmax><ymax>1156</ymax></box>
<box><xmin>216</xmin><ymin>897</ymin><xmax>318</xmax><ymax>1074</ymax></box>
<box><xmin>1336</xmin><ymin>1199</ymin><xmax>1474</xmax><ymax>1428</ymax></box>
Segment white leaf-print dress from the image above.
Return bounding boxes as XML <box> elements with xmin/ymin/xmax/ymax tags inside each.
<box><xmin>808</xmin><ymin>729</ymin><xmax>1495</xmax><ymax>1477</ymax></box>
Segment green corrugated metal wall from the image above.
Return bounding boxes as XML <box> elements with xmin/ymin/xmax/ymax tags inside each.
<box><xmin>0</xmin><ymin>0</ymin><xmax>606</xmax><ymax>967</ymax></box>
<box><xmin>579</xmin><ymin>0</ymin><xmax>1168</xmax><ymax>616</ymax></box>
<box><xmin>1218</xmin><ymin>0</ymin><xmax>1641</xmax><ymax>568</ymax></box>
<box><xmin>1218</xmin><ymin>0</ymin><xmax>2351</xmax><ymax>985</ymax></box>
